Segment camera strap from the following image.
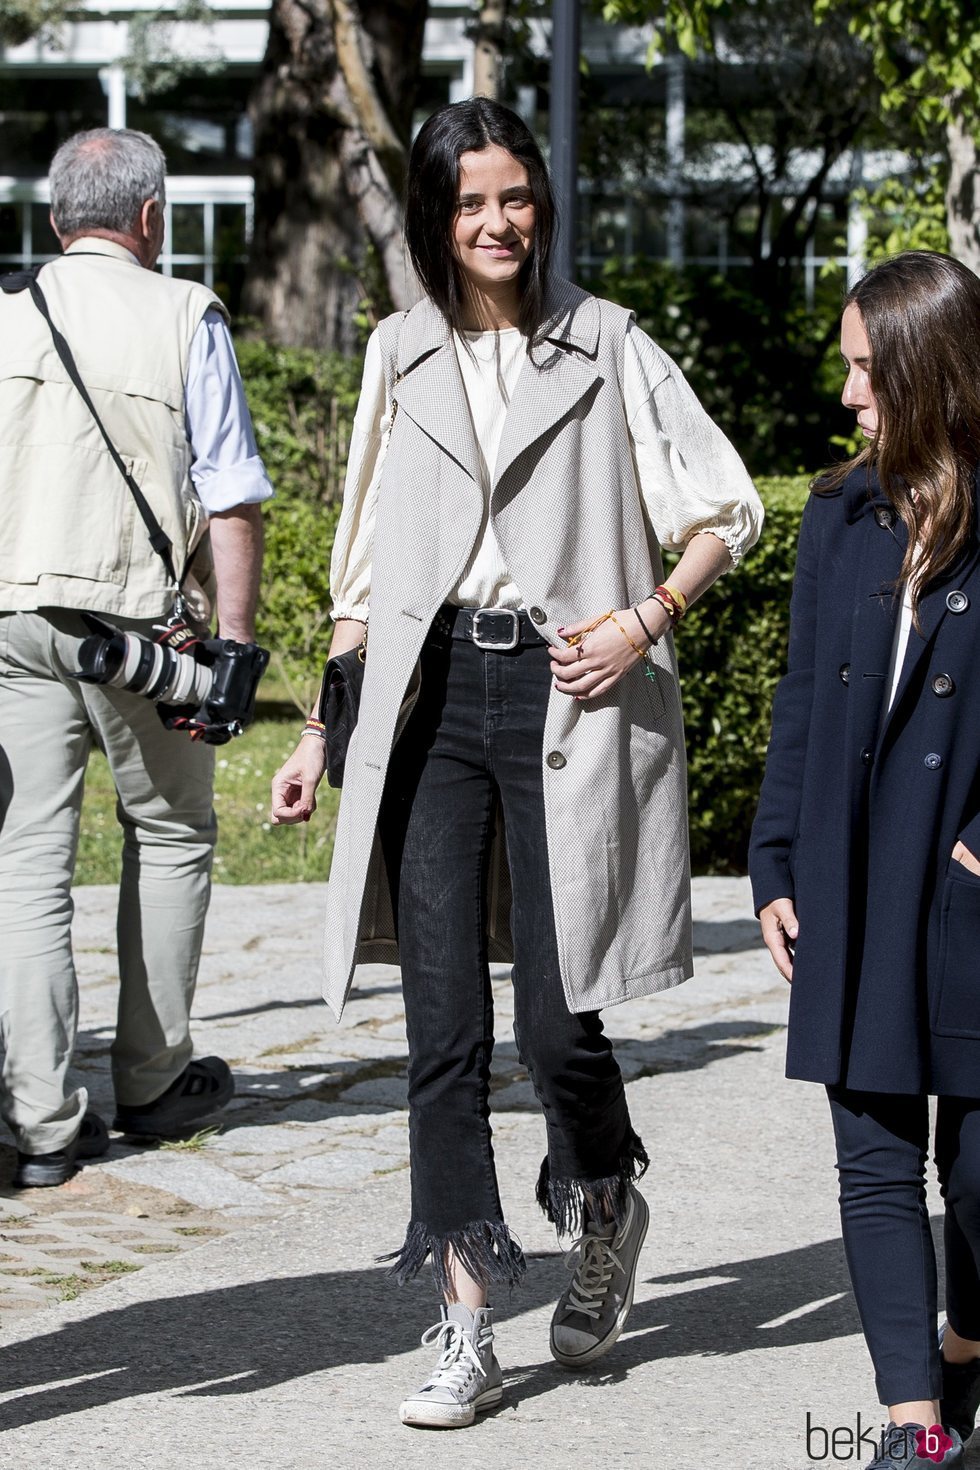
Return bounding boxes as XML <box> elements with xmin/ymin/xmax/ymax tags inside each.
<box><xmin>1</xmin><ymin>267</ymin><xmax>182</xmax><ymax>600</ymax></box>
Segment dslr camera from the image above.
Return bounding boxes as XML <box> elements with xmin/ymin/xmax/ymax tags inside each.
<box><xmin>75</xmin><ymin>614</ymin><xmax>270</xmax><ymax>744</ymax></box>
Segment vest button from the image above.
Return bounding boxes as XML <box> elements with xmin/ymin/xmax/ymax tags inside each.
<box><xmin>932</xmin><ymin>673</ymin><xmax>955</xmax><ymax>697</ymax></box>
<box><xmin>529</xmin><ymin>606</ymin><xmax>546</xmax><ymax>625</ymax></box>
<box><xmin>546</xmin><ymin>751</ymin><xmax>566</xmax><ymax>770</ymax></box>
<box><xmin>860</xmin><ymin>748</ymin><xmax>873</xmax><ymax>766</ymax></box>
<box><xmin>924</xmin><ymin>752</ymin><xmax>943</xmax><ymax>770</ymax></box>
<box><xmin>946</xmin><ymin>590</ymin><xmax>969</xmax><ymax>614</ymax></box>
<box><xmin>839</xmin><ymin>663</ymin><xmax>850</xmax><ymax>685</ymax></box>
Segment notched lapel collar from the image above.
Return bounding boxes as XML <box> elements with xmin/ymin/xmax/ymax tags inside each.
<box><xmin>392</xmin><ymin>298</ymin><xmax>482</xmax><ymax>484</ymax></box>
<box><xmin>492</xmin><ymin>279</ymin><xmax>603</xmax><ymax>491</ymax></box>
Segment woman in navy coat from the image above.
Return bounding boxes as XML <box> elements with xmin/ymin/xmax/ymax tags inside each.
<box><xmin>751</xmin><ymin>251</ymin><xmax>980</xmax><ymax>1470</ymax></box>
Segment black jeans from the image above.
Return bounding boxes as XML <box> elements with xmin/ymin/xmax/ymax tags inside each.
<box><xmin>377</xmin><ymin>618</ymin><xmax>647</xmax><ymax>1298</ymax></box>
<box><xmin>828</xmin><ymin>1086</ymin><xmax>980</xmax><ymax>1405</ymax></box>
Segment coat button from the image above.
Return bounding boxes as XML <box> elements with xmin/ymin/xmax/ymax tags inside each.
<box><xmin>874</xmin><ymin>506</ymin><xmax>895</xmax><ymax>529</ymax></box>
<box><xmin>946</xmin><ymin>590</ymin><xmax>969</xmax><ymax>614</ymax></box>
<box><xmin>839</xmin><ymin>663</ymin><xmax>850</xmax><ymax>685</ymax></box>
<box><xmin>932</xmin><ymin>673</ymin><xmax>955</xmax><ymax>697</ymax></box>
<box><xmin>546</xmin><ymin>751</ymin><xmax>566</xmax><ymax>770</ymax></box>
<box><xmin>529</xmin><ymin>606</ymin><xmax>546</xmax><ymax>625</ymax></box>
<box><xmin>924</xmin><ymin>752</ymin><xmax>943</xmax><ymax>770</ymax></box>
<box><xmin>860</xmin><ymin>748</ymin><xmax>873</xmax><ymax>766</ymax></box>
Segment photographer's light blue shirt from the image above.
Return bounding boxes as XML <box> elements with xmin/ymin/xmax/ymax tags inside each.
<box><xmin>184</xmin><ymin>307</ymin><xmax>274</xmax><ymax>514</ymax></box>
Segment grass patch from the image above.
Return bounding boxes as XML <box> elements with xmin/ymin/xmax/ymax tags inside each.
<box><xmin>79</xmin><ymin>1259</ymin><xmax>141</xmax><ymax>1274</ymax></box>
<box><xmin>158</xmin><ymin>1126</ymin><xmax>223</xmax><ymax>1152</ymax></box>
<box><xmin>75</xmin><ymin>713</ymin><xmax>339</xmax><ymax>885</ymax></box>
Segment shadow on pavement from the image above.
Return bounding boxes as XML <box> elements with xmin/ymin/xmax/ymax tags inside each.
<box><xmin>692</xmin><ymin>917</ymin><xmax>766</xmax><ymax>955</ymax></box>
<box><xmin>0</xmin><ymin>1233</ymin><xmax>869</xmax><ymax>1432</ymax></box>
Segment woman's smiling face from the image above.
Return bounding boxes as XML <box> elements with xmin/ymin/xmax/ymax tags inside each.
<box><xmin>452</xmin><ymin>143</ymin><xmax>536</xmax><ymax>299</ymax></box>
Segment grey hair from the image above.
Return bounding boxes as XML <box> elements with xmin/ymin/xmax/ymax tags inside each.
<box><xmin>49</xmin><ymin>128</ymin><xmax>167</xmax><ymax>237</ymax></box>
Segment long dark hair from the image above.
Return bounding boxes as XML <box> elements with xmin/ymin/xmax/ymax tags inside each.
<box><xmin>819</xmin><ymin>250</ymin><xmax>980</xmax><ymax>608</ymax></box>
<box><xmin>404</xmin><ymin>98</ymin><xmax>557</xmax><ymax>342</ymax></box>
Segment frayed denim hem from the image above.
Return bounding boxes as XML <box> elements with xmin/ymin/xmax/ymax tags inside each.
<box><xmin>536</xmin><ymin>1128</ymin><xmax>650</xmax><ymax>1239</ymax></box>
<box><xmin>379</xmin><ymin>1218</ymin><xmax>527</xmax><ymax>1300</ymax></box>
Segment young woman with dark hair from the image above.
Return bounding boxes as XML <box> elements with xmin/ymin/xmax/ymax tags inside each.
<box><xmin>273</xmin><ymin>97</ymin><xmax>762</xmax><ymax>1429</ymax></box>
<box><xmin>751</xmin><ymin>250</ymin><xmax>980</xmax><ymax>1470</ymax></box>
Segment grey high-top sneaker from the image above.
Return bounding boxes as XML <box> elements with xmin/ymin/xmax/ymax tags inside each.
<box><xmin>399</xmin><ymin>1302</ymin><xmax>503</xmax><ymax>1429</ymax></box>
<box><xmin>550</xmin><ymin>1184</ymin><xmax>650</xmax><ymax>1369</ymax></box>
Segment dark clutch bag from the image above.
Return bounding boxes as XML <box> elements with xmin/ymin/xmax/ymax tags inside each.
<box><xmin>318</xmin><ymin>643</ymin><xmax>366</xmax><ymax>789</ymax></box>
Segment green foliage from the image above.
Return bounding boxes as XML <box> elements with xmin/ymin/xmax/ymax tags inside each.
<box><xmin>123</xmin><ymin>1</ymin><xmax>223</xmax><ymax>101</ymax></box>
<box><xmin>258</xmin><ymin>494</ymin><xmax>337</xmax><ymax>714</ymax></box>
<box><xmin>235</xmin><ymin>336</ymin><xmax>362</xmax><ymax>711</ymax></box>
<box><xmin>667</xmin><ymin>475</ymin><xmax>809</xmax><ymax>872</ymax></box>
<box><xmin>814</xmin><ymin>0</ymin><xmax>980</xmax><ymax>134</ymax></box>
<box><xmin>595</xmin><ymin>257</ymin><xmax>847</xmax><ymax>475</ymax></box>
<box><xmin>0</xmin><ymin>0</ymin><xmax>72</xmax><ymax>46</ymax></box>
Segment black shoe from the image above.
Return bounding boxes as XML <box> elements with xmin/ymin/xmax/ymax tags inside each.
<box><xmin>940</xmin><ymin>1321</ymin><xmax>980</xmax><ymax>1446</ymax></box>
<box><xmin>865</xmin><ymin>1422</ymin><xmax>964</xmax><ymax>1468</ymax></box>
<box><xmin>12</xmin><ymin>1111</ymin><xmax>110</xmax><ymax>1189</ymax></box>
<box><xmin>112</xmin><ymin>1057</ymin><xmax>234</xmax><ymax>1138</ymax></box>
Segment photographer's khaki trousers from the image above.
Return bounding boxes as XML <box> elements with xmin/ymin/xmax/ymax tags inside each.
<box><xmin>0</xmin><ymin>610</ymin><xmax>216</xmax><ymax>1155</ymax></box>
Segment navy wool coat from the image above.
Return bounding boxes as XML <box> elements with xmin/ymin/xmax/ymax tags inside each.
<box><xmin>749</xmin><ymin>467</ymin><xmax>980</xmax><ymax>1095</ymax></box>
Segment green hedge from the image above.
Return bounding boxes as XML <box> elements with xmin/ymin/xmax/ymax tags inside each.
<box><xmin>244</xmin><ymin>341</ymin><xmax>809</xmax><ymax>874</ymax></box>
<box><xmin>667</xmin><ymin>475</ymin><xmax>808</xmax><ymax>872</ymax></box>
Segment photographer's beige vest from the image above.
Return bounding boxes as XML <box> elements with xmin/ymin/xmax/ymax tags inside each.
<box><xmin>0</xmin><ymin>239</ymin><xmax>227</xmax><ymax>620</ymax></box>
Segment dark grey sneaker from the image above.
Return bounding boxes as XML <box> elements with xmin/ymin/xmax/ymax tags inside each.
<box><xmin>864</xmin><ymin>1422</ymin><xmax>963</xmax><ymax>1468</ymax></box>
<box><xmin>939</xmin><ymin>1321</ymin><xmax>980</xmax><ymax>1447</ymax></box>
<box><xmin>399</xmin><ymin>1303</ymin><xmax>503</xmax><ymax>1429</ymax></box>
<box><xmin>550</xmin><ymin>1184</ymin><xmax>649</xmax><ymax>1369</ymax></box>
<box><xmin>13</xmin><ymin>1111</ymin><xmax>110</xmax><ymax>1189</ymax></box>
<box><xmin>113</xmin><ymin>1057</ymin><xmax>234</xmax><ymax>1138</ymax></box>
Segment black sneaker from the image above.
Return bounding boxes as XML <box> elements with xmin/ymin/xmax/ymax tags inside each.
<box><xmin>13</xmin><ymin>1111</ymin><xmax>110</xmax><ymax>1189</ymax></box>
<box><xmin>113</xmin><ymin>1057</ymin><xmax>234</xmax><ymax>1138</ymax></box>
<box><xmin>940</xmin><ymin>1321</ymin><xmax>980</xmax><ymax>1446</ymax></box>
<box><xmin>865</xmin><ymin>1422</ymin><xmax>963</xmax><ymax>1468</ymax></box>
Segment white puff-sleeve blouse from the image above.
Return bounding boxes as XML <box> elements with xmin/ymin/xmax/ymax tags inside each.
<box><xmin>329</xmin><ymin>318</ymin><xmax>764</xmax><ymax>622</ymax></box>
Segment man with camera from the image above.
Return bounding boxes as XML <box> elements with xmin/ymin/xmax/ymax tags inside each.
<box><xmin>0</xmin><ymin>128</ymin><xmax>272</xmax><ymax>1187</ymax></box>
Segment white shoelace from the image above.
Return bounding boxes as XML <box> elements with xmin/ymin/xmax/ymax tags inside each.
<box><xmin>562</xmin><ymin>1233</ymin><xmax>624</xmax><ymax>1320</ymax></box>
<box><xmin>418</xmin><ymin>1320</ymin><xmax>488</xmax><ymax>1394</ymax></box>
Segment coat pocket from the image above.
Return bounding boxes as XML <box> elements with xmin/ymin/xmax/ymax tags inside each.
<box><xmin>933</xmin><ymin>863</ymin><xmax>980</xmax><ymax>1038</ymax></box>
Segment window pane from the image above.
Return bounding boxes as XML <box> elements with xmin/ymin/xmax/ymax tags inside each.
<box><xmin>30</xmin><ymin>203</ymin><xmax>58</xmax><ymax>257</ymax></box>
<box><xmin>170</xmin><ymin>204</ymin><xmax>205</xmax><ymax>257</ymax></box>
<box><xmin>0</xmin><ymin>203</ymin><xmax>23</xmax><ymax>259</ymax></box>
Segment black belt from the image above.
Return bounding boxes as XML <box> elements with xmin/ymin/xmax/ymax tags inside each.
<box><xmin>432</xmin><ymin>604</ymin><xmax>548</xmax><ymax>650</ymax></box>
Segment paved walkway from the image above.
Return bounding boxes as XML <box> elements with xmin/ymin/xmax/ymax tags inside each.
<box><xmin>0</xmin><ymin>880</ymin><xmax>966</xmax><ymax>1467</ymax></box>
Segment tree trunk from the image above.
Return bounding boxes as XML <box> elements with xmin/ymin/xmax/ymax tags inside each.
<box><xmin>244</xmin><ymin>0</ymin><xmax>427</xmax><ymax>351</ymax></box>
<box><xmin>946</xmin><ymin>106</ymin><xmax>980</xmax><ymax>276</ymax></box>
<box><xmin>472</xmin><ymin>0</ymin><xmax>507</xmax><ymax>100</ymax></box>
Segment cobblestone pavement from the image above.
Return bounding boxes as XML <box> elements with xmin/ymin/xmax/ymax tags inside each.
<box><xmin>0</xmin><ymin>878</ymin><xmax>781</xmax><ymax>1322</ymax></box>
<box><xmin>0</xmin><ymin>879</ymin><xmax>965</xmax><ymax>1469</ymax></box>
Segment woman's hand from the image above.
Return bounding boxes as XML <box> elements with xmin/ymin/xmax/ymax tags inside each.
<box><xmin>551</xmin><ymin>603</ymin><xmax>670</xmax><ymax>701</ymax></box>
<box><xmin>952</xmin><ymin>841</ymin><xmax>980</xmax><ymax>876</ymax></box>
<box><xmin>271</xmin><ymin>737</ymin><xmax>327</xmax><ymax>825</ymax></box>
<box><xmin>759</xmin><ymin>898</ymin><xmax>798</xmax><ymax>984</ymax></box>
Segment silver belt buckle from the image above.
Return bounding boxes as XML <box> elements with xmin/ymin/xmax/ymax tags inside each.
<box><xmin>472</xmin><ymin>607</ymin><xmax>520</xmax><ymax>651</ymax></box>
